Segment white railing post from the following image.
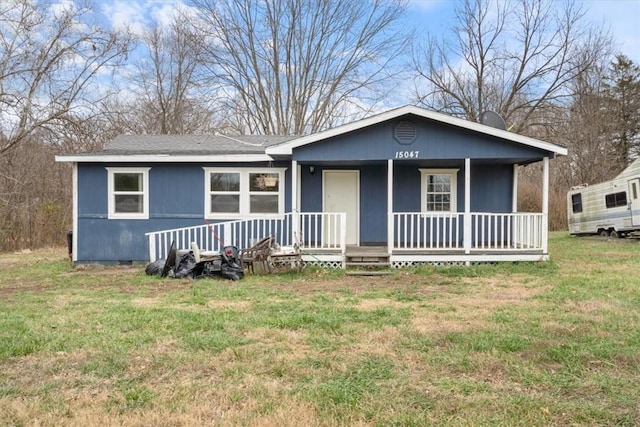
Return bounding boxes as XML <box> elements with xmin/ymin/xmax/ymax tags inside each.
<box><xmin>149</xmin><ymin>236</ymin><xmax>156</xmax><ymax>262</ymax></box>
<box><xmin>340</xmin><ymin>212</ymin><xmax>347</xmax><ymax>268</ymax></box>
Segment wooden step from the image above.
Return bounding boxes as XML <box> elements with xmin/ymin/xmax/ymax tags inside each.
<box><xmin>347</xmin><ymin>256</ymin><xmax>389</xmax><ymax>263</ymax></box>
<box><xmin>345</xmin><ymin>270</ymin><xmax>392</xmax><ymax>276</ymax></box>
<box><xmin>345</xmin><ymin>262</ymin><xmax>391</xmax><ymax>267</ymax></box>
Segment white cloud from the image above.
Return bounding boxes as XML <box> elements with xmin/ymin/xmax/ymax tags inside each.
<box><xmin>101</xmin><ymin>0</ymin><xmax>147</xmax><ymax>36</ymax></box>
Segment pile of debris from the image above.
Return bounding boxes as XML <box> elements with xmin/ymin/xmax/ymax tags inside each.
<box><xmin>145</xmin><ymin>241</ymin><xmax>244</xmax><ymax>281</ymax></box>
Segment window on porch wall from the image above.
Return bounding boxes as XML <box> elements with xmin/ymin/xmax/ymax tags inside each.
<box><xmin>419</xmin><ymin>169</ymin><xmax>458</xmax><ymax>212</ymax></box>
<box><xmin>204</xmin><ymin>167</ymin><xmax>285</xmax><ymax>218</ymax></box>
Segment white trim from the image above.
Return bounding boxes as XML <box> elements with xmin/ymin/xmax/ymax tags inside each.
<box><xmin>266</xmin><ymin>105</ymin><xmax>568</xmax><ymax>156</ymax></box>
<box><xmin>72</xmin><ymin>162</ymin><xmax>78</xmax><ymax>262</ymax></box>
<box><xmin>322</xmin><ymin>170</ymin><xmax>360</xmax><ymax>245</ymax></box>
<box><xmin>106</xmin><ymin>167</ymin><xmax>150</xmax><ymax>220</ymax></box>
<box><xmin>56</xmin><ymin>154</ymin><xmax>273</xmax><ymax>163</ymax></box>
<box><xmin>419</xmin><ymin>168</ymin><xmax>459</xmax><ymax>212</ymax></box>
<box><xmin>203</xmin><ymin>167</ymin><xmax>286</xmax><ymax>219</ymax></box>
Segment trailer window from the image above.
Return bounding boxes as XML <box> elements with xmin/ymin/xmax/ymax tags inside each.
<box><xmin>571</xmin><ymin>193</ymin><xmax>583</xmax><ymax>213</ymax></box>
<box><xmin>605</xmin><ymin>191</ymin><xmax>627</xmax><ymax>208</ymax></box>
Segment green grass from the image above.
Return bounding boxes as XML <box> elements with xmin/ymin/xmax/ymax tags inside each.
<box><xmin>0</xmin><ymin>233</ymin><xmax>639</xmax><ymax>425</ymax></box>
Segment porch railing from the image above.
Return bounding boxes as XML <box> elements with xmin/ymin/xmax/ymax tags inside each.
<box><xmin>472</xmin><ymin>212</ymin><xmax>544</xmax><ymax>250</ymax></box>
<box><xmin>392</xmin><ymin>212</ymin><xmax>544</xmax><ymax>251</ymax></box>
<box><xmin>146</xmin><ymin>211</ymin><xmax>543</xmax><ymax>262</ymax></box>
<box><xmin>145</xmin><ymin>212</ymin><xmax>346</xmax><ymax>262</ymax></box>
<box><xmin>393</xmin><ymin>212</ymin><xmax>464</xmax><ymax>250</ymax></box>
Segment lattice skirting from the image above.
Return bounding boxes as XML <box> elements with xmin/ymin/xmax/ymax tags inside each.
<box><xmin>302</xmin><ymin>260</ymin><xmax>344</xmax><ymax>269</ymax></box>
<box><xmin>391</xmin><ymin>260</ymin><xmax>498</xmax><ymax>268</ymax></box>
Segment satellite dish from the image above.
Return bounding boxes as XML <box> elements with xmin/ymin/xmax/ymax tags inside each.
<box><xmin>480</xmin><ymin>111</ymin><xmax>507</xmax><ymax>130</ymax></box>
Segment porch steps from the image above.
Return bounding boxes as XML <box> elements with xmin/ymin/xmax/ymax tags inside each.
<box><xmin>345</xmin><ymin>246</ymin><xmax>390</xmax><ymax>269</ymax></box>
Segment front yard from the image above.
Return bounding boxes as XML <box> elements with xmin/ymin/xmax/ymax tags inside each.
<box><xmin>1</xmin><ymin>233</ymin><xmax>639</xmax><ymax>425</ymax></box>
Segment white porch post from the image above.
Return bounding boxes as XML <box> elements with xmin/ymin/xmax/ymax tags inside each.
<box><xmin>72</xmin><ymin>162</ymin><xmax>78</xmax><ymax>263</ymax></box>
<box><xmin>387</xmin><ymin>159</ymin><xmax>394</xmax><ymax>256</ymax></box>
<box><xmin>291</xmin><ymin>160</ymin><xmax>299</xmax><ymax>246</ymax></box>
<box><xmin>542</xmin><ymin>157</ymin><xmax>549</xmax><ymax>254</ymax></box>
<box><xmin>512</xmin><ymin>164</ymin><xmax>519</xmax><ymax>213</ymax></box>
<box><xmin>464</xmin><ymin>158</ymin><xmax>471</xmax><ymax>255</ymax></box>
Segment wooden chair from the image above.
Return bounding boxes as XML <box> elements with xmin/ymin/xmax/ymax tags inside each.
<box><xmin>240</xmin><ymin>236</ymin><xmax>273</xmax><ymax>274</ymax></box>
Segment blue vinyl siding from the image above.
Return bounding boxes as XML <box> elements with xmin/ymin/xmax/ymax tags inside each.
<box><xmin>76</xmin><ymin>162</ymin><xmax>290</xmax><ymax>262</ymax></box>
<box><xmin>298</xmin><ymin>163</ymin><xmax>508</xmax><ymax>245</ymax></box>
<box><xmin>293</xmin><ymin>118</ymin><xmax>547</xmax><ymax>162</ymax></box>
<box><xmin>470</xmin><ymin>164</ymin><xmax>512</xmax><ymax>212</ymax></box>
<box><xmin>299</xmin><ymin>164</ymin><xmax>387</xmax><ymax>244</ymax></box>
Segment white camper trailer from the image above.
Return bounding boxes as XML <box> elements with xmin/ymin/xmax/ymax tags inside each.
<box><xmin>567</xmin><ymin>159</ymin><xmax>640</xmax><ymax>237</ymax></box>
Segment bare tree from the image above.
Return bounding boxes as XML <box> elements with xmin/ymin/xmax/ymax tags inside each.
<box><xmin>0</xmin><ymin>0</ymin><xmax>131</xmax><ymax>154</ymax></box>
<box><xmin>129</xmin><ymin>18</ymin><xmax>217</xmax><ymax>134</ymax></box>
<box><xmin>412</xmin><ymin>0</ymin><xmax>611</xmax><ymax>134</ymax></box>
<box><xmin>190</xmin><ymin>0</ymin><xmax>410</xmax><ymax>135</ymax></box>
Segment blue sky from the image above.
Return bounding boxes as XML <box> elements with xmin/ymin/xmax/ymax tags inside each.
<box><xmin>99</xmin><ymin>0</ymin><xmax>640</xmax><ymax>64</ymax></box>
<box><xmin>407</xmin><ymin>0</ymin><xmax>640</xmax><ymax>62</ymax></box>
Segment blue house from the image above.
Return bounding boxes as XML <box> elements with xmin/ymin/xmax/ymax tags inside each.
<box><xmin>56</xmin><ymin>105</ymin><xmax>567</xmax><ymax>267</ymax></box>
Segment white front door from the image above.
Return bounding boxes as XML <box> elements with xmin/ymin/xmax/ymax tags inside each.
<box><xmin>323</xmin><ymin>170</ymin><xmax>359</xmax><ymax>245</ymax></box>
<box><xmin>628</xmin><ymin>178</ymin><xmax>640</xmax><ymax>226</ymax></box>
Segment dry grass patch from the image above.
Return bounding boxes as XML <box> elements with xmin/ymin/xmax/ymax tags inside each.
<box><xmin>206</xmin><ymin>300</ymin><xmax>252</xmax><ymax>311</ymax></box>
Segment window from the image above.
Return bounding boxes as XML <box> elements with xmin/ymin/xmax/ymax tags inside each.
<box><xmin>204</xmin><ymin>168</ymin><xmax>285</xmax><ymax>217</ymax></box>
<box><xmin>571</xmin><ymin>193</ymin><xmax>583</xmax><ymax>213</ymax></box>
<box><xmin>605</xmin><ymin>191</ymin><xmax>627</xmax><ymax>209</ymax></box>
<box><xmin>420</xmin><ymin>169</ymin><xmax>458</xmax><ymax>212</ymax></box>
<box><xmin>107</xmin><ymin>167</ymin><xmax>150</xmax><ymax>219</ymax></box>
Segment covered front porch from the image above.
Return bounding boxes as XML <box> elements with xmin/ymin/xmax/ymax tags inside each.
<box><xmin>146</xmin><ymin>155</ymin><xmax>551</xmax><ymax>268</ymax></box>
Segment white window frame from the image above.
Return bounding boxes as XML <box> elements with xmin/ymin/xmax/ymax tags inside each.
<box><xmin>419</xmin><ymin>168</ymin><xmax>459</xmax><ymax>213</ymax></box>
<box><xmin>106</xmin><ymin>167</ymin><xmax>150</xmax><ymax>220</ymax></box>
<box><xmin>203</xmin><ymin>167</ymin><xmax>286</xmax><ymax>218</ymax></box>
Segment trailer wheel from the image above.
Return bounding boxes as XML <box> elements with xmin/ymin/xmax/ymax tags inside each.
<box><xmin>610</xmin><ymin>230</ymin><xmax>620</xmax><ymax>239</ymax></box>
<box><xmin>599</xmin><ymin>229</ymin><xmax>609</xmax><ymax>237</ymax></box>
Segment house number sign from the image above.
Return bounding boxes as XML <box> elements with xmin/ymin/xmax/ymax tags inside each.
<box><xmin>394</xmin><ymin>150</ymin><xmax>420</xmax><ymax>159</ymax></box>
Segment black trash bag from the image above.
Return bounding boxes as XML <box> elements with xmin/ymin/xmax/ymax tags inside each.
<box><xmin>221</xmin><ymin>261</ymin><xmax>244</xmax><ymax>281</ymax></box>
<box><xmin>173</xmin><ymin>252</ymin><xmax>196</xmax><ymax>278</ymax></box>
<box><xmin>145</xmin><ymin>259</ymin><xmax>166</xmax><ymax>276</ymax></box>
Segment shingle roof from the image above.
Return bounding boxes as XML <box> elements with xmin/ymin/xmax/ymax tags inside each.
<box><xmin>94</xmin><ymin>134</ymin><xmax>298</xmax><ymax>155</ymax></box>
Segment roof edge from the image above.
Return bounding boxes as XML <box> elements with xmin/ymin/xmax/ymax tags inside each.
<box><xmin>55</xmin><ymin>154</ymin><xmax>274</xmax><ymax>163</ymax></box>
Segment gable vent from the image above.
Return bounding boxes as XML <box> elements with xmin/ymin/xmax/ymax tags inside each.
<box><xmin>394</xmin><ymin>121</ymin><xmax>416</xmax><ymax>145</ymax></box>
